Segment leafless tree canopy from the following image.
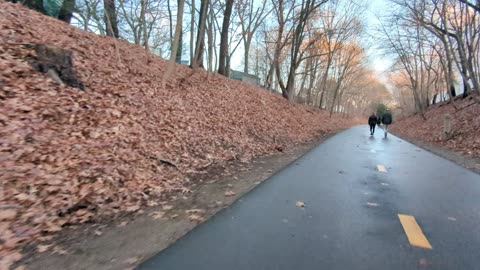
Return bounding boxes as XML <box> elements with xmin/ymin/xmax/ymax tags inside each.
<box><xmin>24</xmin><ymin>0</ymin><xmax>419</xmax><ymax>117</ymax></box>
<box><xmin>379</xmin><ymin>0</ymin><xmax>480</xmax><ymax>117</ymax></box>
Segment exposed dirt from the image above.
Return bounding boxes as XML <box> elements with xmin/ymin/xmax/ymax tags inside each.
<box><xmin>29</xmin><ymin>44</ymin><xmax>84</xmax><ymax>89</ymax></box>
<box><xmin>21</xmin><ymin>133</ymin><xmax>333</xmax><ymax>270</ymax></box>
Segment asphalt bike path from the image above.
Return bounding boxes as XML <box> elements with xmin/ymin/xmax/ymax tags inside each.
<box><xmin>138</xmin><ymin>126</ymin><xmax>480</xmax><ymax>270</ymax></box>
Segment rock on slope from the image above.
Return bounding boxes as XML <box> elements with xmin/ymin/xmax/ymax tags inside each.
<box><xmin>0</xmin><ymin>1</ymin><xmax>356</xmax><ymax>266</ymax></box>
<box><xmin>391</xmin><ymin>96</ymin><xmax>480</xmax><ymax>158</ymax></box>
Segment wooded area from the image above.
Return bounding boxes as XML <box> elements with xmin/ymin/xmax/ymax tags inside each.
<box><xmin>9</xmin><ymin>0</ymin><xmax>480</xmax><ymax>117</ymax></box>
<box><xmin>10</xmin><ymin>0</ymin><xmax>396</xmax><ymax>117</ymax></box>
<box><xmin>380</xmin><ymin>0</ymin><xmax>480</xmax><ymax>117</ymax></box>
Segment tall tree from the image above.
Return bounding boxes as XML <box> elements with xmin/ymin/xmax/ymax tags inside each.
<box><xmin>280</xmin><ymin>0</ymin><xmax>328</xmax><ymax>100</ymax></box>
<box><xmin>392</xmin><ymin>0</ymin><xmax>479</xmax><ymax>102</ymax></box>
<box><xmin>206</xmin><ymin>1</ymin><xmax>215</xmax><ymax>71</ymax></box>
<box><xmin>328</xmin><ymin>44</ymin><xmax>363</xmax><ymax>116</ymax></box>
<box><xmin>104</xmin><ymin>0</ymin><xmax>119</xmax><ymax>38</ymax></box>
<box><xmin>167</xmin><ymin>0</ymin><xmax>174</xmax><ymax>44</ymax></box>
<box><xmin>271</xmin><ymin>0</ymin><xmax>295</xmax><ymax>95</ymax></box>
<box><xmin>218</xmin><ymin>0</ymin><xmax>234</xmax><ymax>76</ymax></box>
<box><xmin>189</xmin><ymin>0</ymin><xmax>196</xmax><ymax>64</ymax></box>
<box><xmin>162</xmin><ymin>0</ymin><xmax>185</xmax><ymax>86</ymax></box>
<box><xmin>176</xmin><ymin>30</ymin><xmax>183</xmax><ymax>62</ymax></box>
<box><xmin>191</xmin><ymin>0</ymin><xmax>209</xmax><ymax>68</ymax></box>
<box><xmin>317</xmin><ymin>1</ymin><xmax>360</xmax><ymax>108</ymax></box>
<box><xmin>236</xmin><ymin>0</ymin><xmax>270</xmax><ymax>74</ymax></box>
<box><xmin>140</xmin><ymin>0</ymin><xmax>148</xmax><ymax>50</ymax></box>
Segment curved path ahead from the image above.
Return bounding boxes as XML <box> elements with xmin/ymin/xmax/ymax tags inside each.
<box><xmin>138</xmin><ymin>126</ymin><xmax>480</xmax><ymax>270</ymax></box>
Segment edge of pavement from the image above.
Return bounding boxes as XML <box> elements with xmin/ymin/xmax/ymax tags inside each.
<box><xmin>23</xmin><ymin>127</ymin><xmax>352</xmax><ymax>270</ymax></box>
<box><xmin>390</xmin><ymin>130</ymin><xmax>480</xmax><ymax>175</ymax></box>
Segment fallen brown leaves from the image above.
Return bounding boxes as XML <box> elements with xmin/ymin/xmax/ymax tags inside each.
<box><xmin>162</xmin><ymin>205</ymin><xmax>174</xmax><ymax>211</ymax></box>
<box><xmin>149</xmin><ymin>211</ymin><xmax>165</xmax><ymax>220</ymax></box>
<box><xmin>185</xmin><ymin>209</ymin><xmax>206</xmax><ymax>214</ymax></box>
<box><xmin>295</xmin><ymin>201</ymin><xmax>306</xmax><ymax>207</ymax></box>
<box><xmin>36</xmin><ymin>244</ymin><xmax>52</xmax><ymax>253</ymax></box>
<box><xmin>224</xmin><ymin>191</ymin><xmax>236</xmax><ymax>197</ymax></box>
<box><xmin>391</xmin><ymin>97</ymin><xmax>480</xmax><ymax>158</ymax></box>
<box><xmin>117</xmin><ymin>221</ymin><xmax>128</xmax><ymax>227</ymax></box>
<box><xmin>0</xmin><ymin>209</ymin><xmax>17</xmax><ymax>221</ymax></box>
<box><xmin>0</xmin><ymin>251</ymin><xmax>22</xmax><ymax>270</ymax></box>
<box><xmin>0</xmin><ymin>1</ymin><xmax>357</xmax><ymax>266</ymax></box>
<box><xmin>124</xmin><ymin>256</ymin><xmax>141</xmax><ymax>265</ymax></box>
<box><xmin>187</xmin><ymin>214</ymin><xmax>204</xmax><ymax>222</ymax></box>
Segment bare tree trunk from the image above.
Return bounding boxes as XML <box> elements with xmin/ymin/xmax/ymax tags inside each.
<box><xmin>329</xmin><ymin>84</ymin><xmax>342</xmax><ymax>117</ymax></box>
<box><xmin>306</xmin><ymin>59</ymin><xmax>318</xmax><ymax>105</ymax></box>
<box><xmin>162</xmin><ymin>0</ymin><xmax>185</xmax><ymax>87</ymax></box>
<box><xmin>140</xmin><ymin>0</ymin><xmax>148</xmax><ymax>50</ymax></box>
<box><xmin>168</xmin><ymin>0</ymin><xmax>174</xmax><ymax>43</ymax></box>
<box><xmin>298</xmin><ymin>69</ymin><xmax>308</xmax><ymax>101</ymax></box>
<box><xmin>265</xmin><ymin>63</ymin><xmax>275</xmax><ymax>89</ymax></box>
<box><xmin>255</xmin><ymin>45</ymin><xmax>259</xmax><ymax>77</ymax></box>
<box><xmin>189</xmin><ymin>0</ymin><xmax>196</xmax><ymax>64</ymax></box>
<box><xmin>176</xmin><ymin>30</ymin><xmax>183</xmax><ymax>63</ymax></box>
<box><xmin>226</xmin><ymin>55</ymin><xmax>231</xmax><ymax>77</ymax></box>
<box><xmin>218</xmin><ymin>0</ymin><xmax>234</xmax><ymax>76</ymax></box>
<box><xmin>206</xmin><ymin>9</ymin><xmax>214</xmax><ymax>72</ymax></box>
<box><xmin>237</xmin><ymin>0</ymin><xmax>270</xmax><ymax>74</ymax></box>
<box><xmin>284</xmin><ymin>66</ymin><xmax>297</xmax><ymax>101</ymax></box>
<box><xmin>283</xmin><ymin>0</ymin><xmax>327</xmax><ymax>101</ymax></box>
<box><xmin>244</xmin><ymin>39</ymin><xmax>252</xmax><ymax>74</ymax></box>
<box><xmin>318</xmin><ymin>57</ymin><xmax>333</xmax><ymax>109</ymax></box>
<box><xmin>191</xmin><ymin>0</ymin><xmax>209</xmax><ymax>69</ymax></box>
<box><xmin>104</xmin><ymin>0</ymin><xmax>119</xmax><ymax>38</ymax></box>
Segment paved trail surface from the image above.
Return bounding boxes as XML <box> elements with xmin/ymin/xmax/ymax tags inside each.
<box><xmin>139</xmin><ymin>126</ymin><xmax>480</xmax><ymax>270</ymax></box>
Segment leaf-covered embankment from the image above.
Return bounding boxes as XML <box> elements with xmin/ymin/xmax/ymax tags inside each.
<box><xmin>391</xmin><ymin>96</ymin><xmax>480</xmax><ymax>158</ymax></box>
<box><xmin>0</xmin><ymin>1</ymin><xmax>358</xmax><ymax>266</ymax></box>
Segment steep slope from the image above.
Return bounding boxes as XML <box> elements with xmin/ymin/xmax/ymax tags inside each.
<box><xmin>391</xmin><ymin>96</ymin><xmax>480</xmax><ymax>158</ymax></box>
<box><xmin>0</xmin><ymin>1</ymin><xmax>357</xmax><ymax>266</ymax></box>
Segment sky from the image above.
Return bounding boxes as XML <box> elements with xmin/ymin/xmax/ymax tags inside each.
<box><xmin>364</xmin><ymin>0</ymin><xmax>394</xmax><ymax>85</ymax></box>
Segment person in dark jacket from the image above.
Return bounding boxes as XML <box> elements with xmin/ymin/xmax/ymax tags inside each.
<box><xmin>368</xmin><ymin>112</ymin><xmax>378</xmax><ymax>135</ymax></box>
<box><xmin>381</xmin><ymin>109</ymin><xmax>393</xmax><ymax>137</ymax></box>
<box><xmin>382</xmin><ymin>110</ymin><xmax>392</xmax><ymax>125</ymax></box>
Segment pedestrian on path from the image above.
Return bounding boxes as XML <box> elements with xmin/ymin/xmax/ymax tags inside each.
<box><xmin>381</xmin><ymin>109</ymin><xmax>393</xmax><ymax>137</ymax></box>
<box><xmin>368</xmin><ymin>112</ymin><xmax>378</xmax><ymax>135</ymax></box>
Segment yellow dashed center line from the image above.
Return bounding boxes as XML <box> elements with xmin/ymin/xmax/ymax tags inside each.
<box><xmin>376</xmin><ymin>165</ymin><xmax>387</xmax><ymax>172</ymax></box>
<box><xmin>398</xmin><ymin>214</ymin><xmax>433</xmax><ymax>249</ymax></box>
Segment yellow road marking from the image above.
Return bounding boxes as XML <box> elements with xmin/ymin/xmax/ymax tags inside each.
<box><xmin>376</xmin><ymin>165</ymin><xmax>387</xmax><ymax>172</ymax></box>
<box><xmin>398</xmin><ymin>214</ymin><xmax>432</xmax><ymax>249</ymax></box>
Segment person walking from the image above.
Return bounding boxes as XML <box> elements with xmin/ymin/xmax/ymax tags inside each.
<box><xmin>368</xmin><ymin>112</ymin><xmax>378</xmax><ymax>136</ymax></box>
<box><xmin>381</xmin><ymin>109</ymin><xmax>393</xmax><ymax>138</ymax></box>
